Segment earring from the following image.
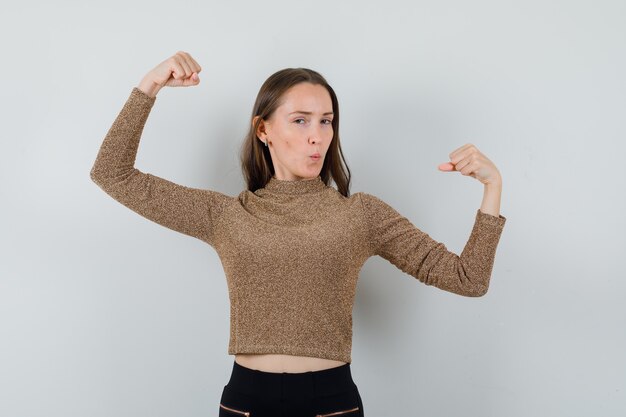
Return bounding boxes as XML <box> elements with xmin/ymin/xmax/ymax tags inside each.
<box><xmin>264</xmin><ymin>138</ymin><xmax>268</xmax><ymax>147</ymax></box>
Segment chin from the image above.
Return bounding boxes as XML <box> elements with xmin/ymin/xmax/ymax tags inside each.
<box><xmin>300</xmin><ymin>171</ymin><xmax>321</xmax><ymax>180</ymax></box>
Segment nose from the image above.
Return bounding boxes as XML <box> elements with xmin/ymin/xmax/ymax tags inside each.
<box><xmin>308</xmin><ymin>124</ymin><xmax>325</xmax><ymax>144</ymax></box>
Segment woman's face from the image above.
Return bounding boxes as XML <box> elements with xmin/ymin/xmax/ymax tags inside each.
<box><xmin>255</xmin><ymin>82</ymin><xmax>334</xmax><ymax>181</ymax></box>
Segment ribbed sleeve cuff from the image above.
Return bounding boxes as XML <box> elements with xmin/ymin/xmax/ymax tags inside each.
<box><xmin>131</xmin><ymin>86</ymin><xmax>157</xmax><ymax>103</ymax></box>
<box><xmin>476</xmin><ymin>209</ymin><xmax>506</xmax><ymax>228</ymax></box>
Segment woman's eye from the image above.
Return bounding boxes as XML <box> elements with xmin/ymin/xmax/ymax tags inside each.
<box><xmin>294</xmin><ymin>118</ymin><xmax>332</xmax><ymax>125</ymax></box>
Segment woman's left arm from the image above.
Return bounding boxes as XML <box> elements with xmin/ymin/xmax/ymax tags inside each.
<box><xmin>358</xmin><ymin>143</ymin><xmax>507</xmax><ymax>297</ymax></box>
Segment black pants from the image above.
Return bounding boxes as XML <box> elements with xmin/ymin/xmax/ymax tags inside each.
<box><xmin>218</xmin><ymin>359</ymin><xmax>365</xmax><ymax>417</ymax></box>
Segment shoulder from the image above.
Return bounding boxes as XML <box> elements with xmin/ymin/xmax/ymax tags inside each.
<box><xmin>338</xmin><ymin>191</ymin><xmax>394</xmax><ymax>222</ymax></box>
<box><xmin>204</xmin><ymin>189</ymin><xmax>238</xmax><ymax>215</ymax></box>
<box><xmin>351</xmin><ymin>191</ymin><xmax>389</xmax><ymax>210</ymax></box>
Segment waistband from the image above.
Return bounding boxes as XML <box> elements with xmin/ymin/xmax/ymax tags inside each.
<box><xmin>226</xmin><ymin>360</ymin><xmax>357</xmax><ymax>400</ymax></box>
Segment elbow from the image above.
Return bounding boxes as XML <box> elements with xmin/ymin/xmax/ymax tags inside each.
<box><xmin>457</xmin><ymin>261</ymin><xmax>490</xmax><ymax>297</ymax></box>
<box><xmin>423</xmin><ymin>271</ymin><xmax>490</xmax><ymax>297</ymax></box>
<box><xmin>90</xmin><ymin>165</ymin><xmax>111</xmax><ymax>190</ymax></box>
<box><xmin>465</xmin><ymin>283</ymin><xmax>489</xmax><ymax>297</ymax></box>
<box><xmin>90</xmin><ymin>166</ymin><xmax>102</xmax><ymax>186</ymax></box>
<box><xmin>462</xmin><ymin>273</ymin><xmax>490</xmax><ymax>297</ymax></box>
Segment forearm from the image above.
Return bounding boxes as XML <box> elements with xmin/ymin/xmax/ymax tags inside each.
<box><xmin>480</xmin><ymin>180</ymin><xmax>502</xmax><ymax>217</ymax></box>
<box><xmin>90</xmin><ymin>88</ymin><xmax>156</xmax><ymax>185</ymax></box>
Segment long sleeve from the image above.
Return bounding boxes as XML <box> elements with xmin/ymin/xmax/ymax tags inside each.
<box><xmin>358</xmin><ymin>192</ymin><xmax>507</xmax><ymax>297</ymax></box>
<box><xmin>89</xmin><ymin>87</ymin><xmax>229</xmax><ymax>247</ymax></box>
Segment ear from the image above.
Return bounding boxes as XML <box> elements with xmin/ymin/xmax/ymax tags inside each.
<box><xmin>252</xmin><ymin>116</ymin><xmax>268</xmax><ymax>140</ymax></box>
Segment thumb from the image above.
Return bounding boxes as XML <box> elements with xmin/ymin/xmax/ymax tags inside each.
<box><xmin>438</xmin><ymin>162</ymin><xmax>455</xmax><ymax>171</ymax></box>
<box><xmin>181</xmin><ymin>72</ymin><xmax>200</xmax><ymax>87</ymax></box>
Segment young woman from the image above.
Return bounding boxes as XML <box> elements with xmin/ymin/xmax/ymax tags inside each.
<box><xmin>90</xmin><ymin>51</ymin><xmax>507</xmax><ymax>417</ymax></box>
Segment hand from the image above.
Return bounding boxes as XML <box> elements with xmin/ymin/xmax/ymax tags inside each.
<box><xmin>438</xmin><ymin>143</ymin><xmax>502</xmax><ymax>186</ymax></box>
<box><xmin>138</xmin><ymin>51</ymin><xmax>202</xmax><ymax>96</ymax></box>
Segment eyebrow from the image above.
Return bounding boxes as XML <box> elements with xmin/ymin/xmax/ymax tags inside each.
<box><xmin>288</xmin><ymin>111</ymin><xmax>334</xmax><ymax>116</ymax></box>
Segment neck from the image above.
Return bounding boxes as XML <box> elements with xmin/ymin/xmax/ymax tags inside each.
<box><xmin>263</xmin><ymin>174</ymin><xmax>326</xmax><ymax>195</ymax></box>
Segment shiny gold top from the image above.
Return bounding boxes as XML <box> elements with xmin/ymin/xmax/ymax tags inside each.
<box><xmin>90</xmin><ymin>87</ymin><xmax>507</xmax><ymax>364</ymax></box>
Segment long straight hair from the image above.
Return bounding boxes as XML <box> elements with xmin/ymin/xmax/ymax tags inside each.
<box><xmin>239</xmin><ymin>68</ymin><xmax>351</xmax><ymax>197</ymax></box>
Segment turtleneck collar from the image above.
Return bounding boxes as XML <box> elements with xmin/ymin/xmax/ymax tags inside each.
<box><xmin>263</xmin><ymin>175</ymin><xmax>326</xmax><ymax>195</ymax></box>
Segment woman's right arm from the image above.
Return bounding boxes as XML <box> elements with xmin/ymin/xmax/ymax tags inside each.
<box><xmin>89</xmin><ymin>52</ymin><xmax>231</xmax><ymax>247</ymax></box>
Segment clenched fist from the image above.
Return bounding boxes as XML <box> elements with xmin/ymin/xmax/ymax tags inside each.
<box><xmin>138</xmin><ymin>51</ymin><xmax>202</xmax><ymax>97</ymax></box>
<box><xmin>438</xmin><ymin>143</ymin><xmax>502</xmax><ymax>186</ymax></box>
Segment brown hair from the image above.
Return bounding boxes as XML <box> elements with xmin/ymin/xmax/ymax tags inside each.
<box><xmin>239</xmin><ymin>68</ymin><xmax>352</xmax><ymax>197</ymax></box>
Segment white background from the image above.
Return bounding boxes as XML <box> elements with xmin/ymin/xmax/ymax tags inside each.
<box><xmin>1</xmin><ymin>0</ymin><xmax>624</xmax><ymax>416</ymax></box>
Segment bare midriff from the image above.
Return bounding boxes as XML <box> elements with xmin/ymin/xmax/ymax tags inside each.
<box><xmin>235</xmin><ymin>353</ymin><xmax>347</xmax><ymax>373</ymax></box>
